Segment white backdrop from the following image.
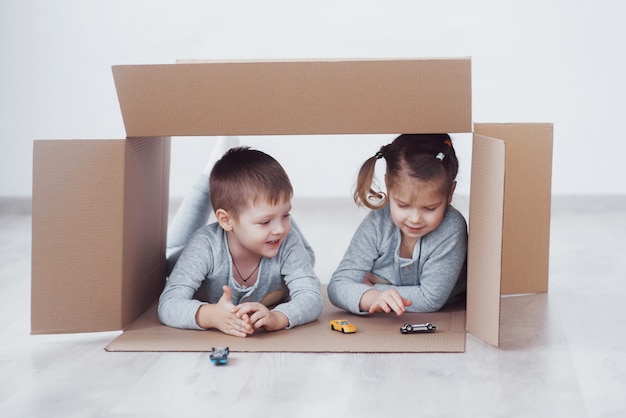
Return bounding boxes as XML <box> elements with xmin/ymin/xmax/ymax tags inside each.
<box><xmin>1</xmin><ymin>0</ymin><xmax>625</xmax><ymax>199</ymax></box>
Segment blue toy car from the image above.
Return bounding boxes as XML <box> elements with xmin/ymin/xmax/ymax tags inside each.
<box><xmin>210</xmin><ymin>347</ymin><xmax>230</xmax><ymax>365</ymax></box>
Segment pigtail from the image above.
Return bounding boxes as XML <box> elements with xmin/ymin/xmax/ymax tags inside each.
<box><xmin>353</xmin><ymin>147</ymin><xmax>388</xmax><ymax>210</ymax></box>
<box><xmin>438</xmin><ymin>137</ymin><xmax>458</xmax><ymax>188</ymax></box>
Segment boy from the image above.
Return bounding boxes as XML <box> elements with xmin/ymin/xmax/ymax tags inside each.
<box><xmin>158</xmin><ymin>143</ymin><xmax>323</xmax><ymax>337</ymax></box>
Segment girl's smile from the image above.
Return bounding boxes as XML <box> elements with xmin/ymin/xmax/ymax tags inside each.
<box><xmin>405</xmin><ymin>224</ymin><xmax>425</xmax><ymax>234</ymax></box>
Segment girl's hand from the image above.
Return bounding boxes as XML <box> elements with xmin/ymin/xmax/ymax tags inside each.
<box><xmin>360</xmin><ymin>288</ymin><xmax>412</xmax><ymax>316</ymax></box>
<box><xmin>232</xmin><ymin>302</ymin><xmax>289</xmax><ymax>332</ymax></box>
<box><xmin>195</xmin><ymin>285</ymin><xmax>253</xmax><ymax>337</ymax></box>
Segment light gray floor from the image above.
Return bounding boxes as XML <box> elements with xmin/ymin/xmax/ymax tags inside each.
<box><xmin>1</xmin><ymin>197</ymin><xmax>625</xmax><ymax>417</ymax></box>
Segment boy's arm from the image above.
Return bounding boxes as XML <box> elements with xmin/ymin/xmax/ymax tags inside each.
<box><xmin>271</xmin><ymin>232</ymin><xmax>323</xmax><ymax>328</ymax></box>
<box><xmin>157</xmin><ymin>231</ymin><xmax>215</xmax><ymax>330</ymax></box>
<box><xmin>263</xmin><ymin>311</ymin><xmax>289</xmax><ymax>330</ymax></box>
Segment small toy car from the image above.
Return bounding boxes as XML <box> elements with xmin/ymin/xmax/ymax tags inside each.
<box><xmin>400</xmin><ymin>322</ymin><xmax>436</xmax><ymax>334</ymax></box>
<box><xmin>210</xmin><ymin>347</ymin><xmax>230</xmax><ymax>365</ymax></box>
<box><xmin>330</xmin><ymin>319</ymin><xmax>356</xmax><ymax>333</ymax></box>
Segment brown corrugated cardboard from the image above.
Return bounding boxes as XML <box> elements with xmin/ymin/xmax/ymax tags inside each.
<box><xmin>465</xmin><ymin>135</ymin><xmax>506</xmax><ymax>347</ymax></box>
<box><xmin>474</xmin><ymin>123</ymin><xmax>553</xmax><ymax>296</ymax></box>
<box><xmin>112</xmin><ymin>58</ymin><xmax>472</xmax><ymax>137</ymax></box>
<box><xmin>32</xmin><ymin>140</ymin><xmax>126</xmax><ymax>333</ymax></box>
<box><xmin>32</xmin><ymin>137</ymin><xmax>170</xmax><ymax>333</ymax></box>
<box><xmin>31</xmin><ymin>58</ymin><xmax>552</xmax><ymax>350</ymax></box>
<box><xmin>465</xmin><ymin>125</ymin><xmax>553</xmax><ymax>346</ymax></box>
<box><xmin>105</xmin><ymin>286</ymin><xmax>466</xmax><ymax>353</ymax></box>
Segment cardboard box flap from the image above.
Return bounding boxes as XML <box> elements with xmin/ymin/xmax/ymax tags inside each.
<box><xmin>120</xmin><ymin>137</ymin><xmax>171</xmax><ymax>326</ymax></box>
<box><xmin>475</xmin><ymin>123</ymin><xmax>553</xmax><ymax>295</ymax></box>
<box><xmin>31</xmin><ymin>138</ymin><xmax>170</xmax><ymax>334</ymax></box>
<box><xmin>32</xmin><ymin>140</ymin><xmax>127</xmax><ymax>333</ymax></box>
<box><xmin>112</xmin><ymin>58</ymin><xmax>472</xmax><ymax>137</ymax></box>
<box><xmin>466</xmin><ymin>134</ymin><xmax>505</xmax><ymax>347</ymax></box>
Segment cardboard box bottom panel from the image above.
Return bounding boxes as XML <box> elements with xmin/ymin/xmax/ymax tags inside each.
<box><xmin>105</xmin><ymin>286</ymin><xmax>468</xmax><ymax>353</ymax></box>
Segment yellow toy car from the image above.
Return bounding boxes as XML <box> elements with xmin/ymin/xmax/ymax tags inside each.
<box><xmin>330</xmin><ymin>319</ymin><xmax>356</xmax><ymax>334</ymax></box>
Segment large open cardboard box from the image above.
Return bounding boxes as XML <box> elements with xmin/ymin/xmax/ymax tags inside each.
<box><xmin>31</xmin><ymin>58</ymin><xmax>553</xmax><ymax>348</ymax></box>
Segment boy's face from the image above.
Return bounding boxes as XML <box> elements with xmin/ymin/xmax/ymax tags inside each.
<box><xmin>228</xmin><ymin>198</ymin><xmax>293</xmax><ymax>259</ymax></box>
<box><xmin>388</xmin><ymin>174</ymin><xmax>453</xmax><ymax>242</ymax></box>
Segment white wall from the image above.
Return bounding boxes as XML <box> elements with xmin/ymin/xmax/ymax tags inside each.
<box><xmin>1</xmin><ymin>0</ymin><xmax>625</xmax><ymax>199</ymax></box>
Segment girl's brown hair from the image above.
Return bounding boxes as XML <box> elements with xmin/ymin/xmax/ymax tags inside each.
<box><xmin>354</xmin><ymin>134</ymin><xmax>459</xmax><ymax>210</ymax></box>
<box><xmin>209</xmin><ymin>146</ymin><xmax>293</xmax><ymax>219</ymax></box>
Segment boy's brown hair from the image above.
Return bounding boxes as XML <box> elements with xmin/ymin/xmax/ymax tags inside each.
<box><xmin>209</xmin><ymin>146</ymin><xmax>293</xmax><ymax>219</ymax></box>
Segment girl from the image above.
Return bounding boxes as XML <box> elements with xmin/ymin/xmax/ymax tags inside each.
<box><xmin>327</xmin><ymin>134</ymin><xmax>467</xmax><ymax>316</ymax></box>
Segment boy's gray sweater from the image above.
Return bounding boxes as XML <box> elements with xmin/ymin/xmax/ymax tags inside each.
<box><xmin>158</xmin><ymin>223</ymin><xmax>323</xmax><ymax>330</ymax></box>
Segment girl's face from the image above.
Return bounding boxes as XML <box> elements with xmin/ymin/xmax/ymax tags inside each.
<box><xmin>387</xmin><ymin>174</ymin><xmax>454</xmax><ymax>242</ymax></box>
<box><xmin>227</xmin><ymin>198</ymin><xmax>293</xmax><ymax>260</ymax></box>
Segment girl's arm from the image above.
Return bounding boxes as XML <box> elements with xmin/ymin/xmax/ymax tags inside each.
<box><xmin>327</xmin><ymin>212</ymin><xmax>383</xmax><ymax>314</ymax></box>
<box><xmin>372</xmin><ymin>210</ymin><xmax>468</xmax><ymax>312</ymax></box>
<box><xmin>329</xmin><ymin>206</ymin><xmax>467</xmax><ymax>314</ymax></box>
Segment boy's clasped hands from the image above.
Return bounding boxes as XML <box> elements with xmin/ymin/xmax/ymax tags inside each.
<box><xmin>195</xmin><ymin>285</ymin><xmax>289</xmax><ymax>338</ymax></box>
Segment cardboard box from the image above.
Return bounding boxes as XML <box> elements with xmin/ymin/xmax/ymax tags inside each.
<box><xmin>31</xmin><ymin>58</ymin><xmax>553</xmax><ymax>347</ymax></box>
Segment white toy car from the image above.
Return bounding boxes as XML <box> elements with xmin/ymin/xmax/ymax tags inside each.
<box><xmin>400</xmin><ymin>322</ymin><xmax>436</xmax><ymax>334</ymax></box>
